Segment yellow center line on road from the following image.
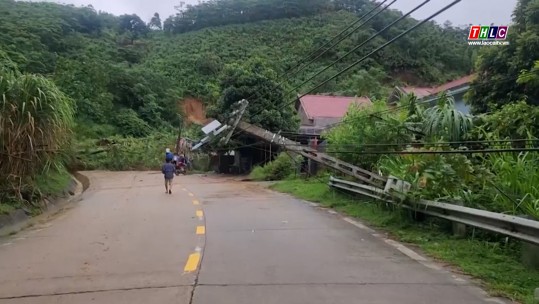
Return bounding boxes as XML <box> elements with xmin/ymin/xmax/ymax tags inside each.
<box><xmin>196</xmin><ymin>226</ymin><xmax>205</xmax><ymax>235</ymax></box>
<box><xmin>184</xmin><ymin>253</ymin><xmax>201</xmax><ymax>272</ymax></box>
<box><xmin>193</xmin><ymin>200</ymin><xmax>200</xmax><ymax>205</ymax></box>
<box><xmin>196</xmin><ymin>210</ymin><xmax>204</xmax><ymax>218</ymax></box>
<box><xmin>182</xmin><ymin>188</ymin><xmax>187</xmax><ymax>192</ymax></box>
<box><xmin>188</xmin><ymin>193</ymin><xmax>194</xmax><ymax>197</ymax></box>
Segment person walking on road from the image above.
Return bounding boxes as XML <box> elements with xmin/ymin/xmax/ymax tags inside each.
<box><xmin>161</xmin><ymin>159</ymin><xmax>175</xmax><ymax>194</ymax></box>
<box><xmin>165</xmin><ymin>148</ymin><xmax>173</xmax><ymax>162</ymax></box>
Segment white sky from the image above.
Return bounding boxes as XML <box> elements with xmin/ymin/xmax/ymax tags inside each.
<box><xmin>31</xmin><ymin>0</ymin><xmax>517</xmax><ymax>27</ymax></box>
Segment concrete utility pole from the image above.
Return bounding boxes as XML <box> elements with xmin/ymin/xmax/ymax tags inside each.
<box><xmin>222</xmin><ymin>99</ymin><xmax>249</xmax><ymax>145</ymax></box>
<box><xmin>192</xmin><ymin>99</ymin><xmax>249</xmax><ymax>151</ymax></box>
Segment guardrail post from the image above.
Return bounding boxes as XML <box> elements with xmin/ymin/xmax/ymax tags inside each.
<box><xmin>519</xmin><ymin>215</ymin><xmax>539</xmax><ymax>270</ymax></box>
<box><xmin>384</xmin><ymin>176</ymin><xmax>410</xmax><ymax>202</ymax></box>
<box><xmin>452</xmin><ymin>201</ymin><xmax>467</xmax><ymax>238</ymax></box>
<box><xmin>522</xmin><ymin>242</ymin><xmax>539</xmax><ymax>270</ymax></box>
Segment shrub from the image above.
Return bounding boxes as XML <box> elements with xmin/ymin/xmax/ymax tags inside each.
<box><xmin>114</xmin><ymin>108</ymin><xmax>152</xmax><ymax>138</ymax></box>
<box><xmin>190</xmin><ymin>153</ymin><xmax>211</xmax><ymax>172</ymax></box>
<box><xmin>249</xmin><ymin>152</ymin><xmax>301</xmax><ymax>181</ymax></box>
<box><xmin>76</xmin><ymin>134</ymin><xmax>176</xmax><ymax>170</ymax></box>
<box><xmin>325</xmin><ymin>100</ymin><xmax>413</xmax><ymax>170</ymax></box>
<box><xmin>376</xmin><ymin>148</ymin><xmax>499</xmax><ymax>211</ymax></box>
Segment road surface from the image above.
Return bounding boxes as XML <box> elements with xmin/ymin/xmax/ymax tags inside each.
<box><xmin>0</xmin><ymin>172</ymin><xmax>505</xmax><ymax>303</ymax></box>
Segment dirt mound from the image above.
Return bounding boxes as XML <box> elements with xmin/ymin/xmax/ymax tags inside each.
<box><xmin>180</xmin><ymin>98</ymin><xmax>210</xmax><ymax>126</ymax></box>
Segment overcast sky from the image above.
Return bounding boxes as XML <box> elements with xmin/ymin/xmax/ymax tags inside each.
<box><xmin>35</xmin><ymin>0</ymin><xmax>517</xmax><ymax>27</ymax></box>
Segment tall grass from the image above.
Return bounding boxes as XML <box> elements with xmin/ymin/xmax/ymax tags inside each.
<box><xmin>486</xmin><ymin>151</ymin><xmax>539</xmax><ymax>219</ymax></box>
<box><xmin>0</xmin><ymin>71</ymin><xmax>74</xmax><ymax>202</ymax></box>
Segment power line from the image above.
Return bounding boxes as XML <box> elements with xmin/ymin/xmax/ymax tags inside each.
<box><xmin>229</xmin><ymin>0</ymin><xmax>451</xmax><ymax>140</ymax></box>
<box><xmin>230</xmin><ymin>1</ymin><xmax>393</xmax><ymax>112</ymax></box>
<box><xmin>249</xmin><ymin>138</ymin><xmax>539</xmax><ymax>148</ymax></box>
<box><xmin>212</xmin><ymin>136</ymin><xmax>539</xmax><ymax>154</ymax></box>
<box><xmin>323</xmin><ymin>148</ymin><xmax>539</xmax><ymax>155</ymax></box>
<box><xmin>220</xmin><ymin>145</ymin><xmax>539</xmax><ymax>155</ymax></box>
<box><xmin>288</xmin><ymin>0</ymin><xmax>432</xmax><ymax>96</ymax></box>
<box><xmin>280</xmin><ymin>0</ymin><xmax>390</xmax><ymax>80</ymax></box>
<box><xmin>297</xmin><ymin>0</ymin><xmax>462</xmax><ymax>99</ymax></box>
<box><xmin>279</xmin><ymin>0</ymin><xmax>397</xmax><ymax>86</ymax></box>
<box><xmin>250</xmin><ymin>142</ymin><xmax>539</xmax><ymax>153</ymax></box>
<box><xmin>320</xmin><ymin>73</ymin><xmax>523</xmax><ymax>132</ymax></box>
<box><xmin>229</xmin><ymin>74</ymin><xmax>520</xmax><ymax>151</ymax></box>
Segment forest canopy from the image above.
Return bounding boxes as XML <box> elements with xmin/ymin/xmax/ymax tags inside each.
<box><xmin>0</xmin><ymin>0</ymin><xmax>474</xmax><ymax>136</ymax></box>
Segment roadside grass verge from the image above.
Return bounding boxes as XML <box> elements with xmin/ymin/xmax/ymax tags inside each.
<box><xmin>1</xmin><ymin>166</ymin><xmax>72</xmax><ymax>216</ymax></box>
<box><xmin>271</xmin><ymin>178</ymin><xmax>539</xmax><ymax>304</ymax></box>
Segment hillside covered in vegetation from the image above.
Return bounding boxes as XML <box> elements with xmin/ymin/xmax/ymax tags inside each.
<box><xmin>0</xmin><ymin>0</ymin><xmax>473</xmax><ymax>138</ymax></box>
<box><xmin>2</xmin><ymin>1</ymin><xmax>539</xmax><ymax>301</ymax></box>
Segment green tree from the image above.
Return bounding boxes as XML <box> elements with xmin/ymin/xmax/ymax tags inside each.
<box><xmin>118</xmin><ymin>14</ymin><xmax>148</xmax><ymax>43</ymax></box>
<box><xmin>0</xmin><ymin>0</ymin><xmax>476</xmax><ymax>142</ymax></box>
<box><xmin>467</xmin><ymin>0</ymin><xmax>539</xmax><ymax>113</ymax></box>
<box><xmin>149</xmin><ymin>12</ymin><xmax>162</xmax><ymax>30</ymax></box>
<box><xmin>473</xmin><ymin>101</ymin><xmax>539</xmax><ymax>140</ymax></box>
<box><xmin>211</xmin><ymin>60</ymin><xmax>299</xmax><ymax>132</ymax></box>
<box><xmin>517</xmin><ymin>60</ymin><xmax>539</xmax><ymax>86</ymax></box>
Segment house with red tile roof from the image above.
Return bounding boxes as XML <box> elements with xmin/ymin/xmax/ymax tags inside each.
<box><xmin>295</xmin><ymin>94</ymin><xmax>372</xmax><ymax>135</ymax></box>
<box><xmin>388</xmin><ymin>74</ymin><xmax>476</xmax><ymax>114</ymax></box>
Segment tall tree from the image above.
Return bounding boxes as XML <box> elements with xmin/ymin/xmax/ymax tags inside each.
<box><xmin>210</xmin><ymin>59</ymin><xmax>299</xmax><ymax>132</ymax></box>
<box><xmin>467</xmin><ymin>0</ymin><xmax>539</xmax><ymax>113</ymax></box>
<box><xmin>118</xmin><ymin>14</ymin><xmax>149</xmax><ymax>42</ymax></box>
<box><xmin>149</xmin><ymin>12</ymin><xmax>162</xmax><ymax>30</ymax></box>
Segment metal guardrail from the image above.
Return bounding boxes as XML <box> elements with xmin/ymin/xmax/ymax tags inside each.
<box><xmin>329</xmin><ymin>176</ymin><xmax>539</xmax><ymax>246</ymax></box>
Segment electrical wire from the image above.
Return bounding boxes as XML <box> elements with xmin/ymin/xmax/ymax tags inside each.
<box><xmin>221</xmin><ymin>145</ymin><xmax>539</xmax><ymax>155</ymax></box>
<box><xmin>297</xmin><ymin>0</ymin><xmax>462</xmax><ymax>99</ymax></box>
<box><xmin>279</xmin><ymin>0</ymin><xmax>397</xmax><ymax>86</ymax></box>
<box><xmin>211</xmin><ymin>136</ymin><xmax>539</xmax><ymax>155</ymax></box>
<box><xmin>288</xmin><ymin>0</ymin><xmax>431</xmax><ymax>95</ymax></box>
<box><xmin>231</xmin><ymin>0</ymin><xmax>393</xmax><ymax>112</ymax></box>
<box><xmin>321</xmin><ymin>73</ymin><xmax>523</xmax><ymax>130</ymax></box>
<box><xmin>280</xmin><ymin>0</ymin><xmax>390</xmax><ymax>80</ymax></box>
<box><xmin>228</xmin><ymin>0</ymin><xmax>461</xmax><ymax>140</ymax></box>
<box><xmin>234</xmin><ymin>138</ymin><xmax>539</xmax><ymax>148</ymax></box>
<box><xmin>322</xmin><ymin>148</ymin><xmax>539</xmax><ymax>155</ymax></box>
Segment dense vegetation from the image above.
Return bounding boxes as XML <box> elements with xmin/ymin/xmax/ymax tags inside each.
<box><xmin>248</xmin><ymin>0</ymin><xmax>539</xmax><ymax>221</ymax></box>
<box><xmin>1</xmin><ymin>0</ymin><xmax>539</xmax><ymax>300</ymax></box>
<box><xmin>0</xmin><ymin>55</ymin><xmax>75</xmax><ymax>211</ymax></box>
<box><xmin>0</xmin><ymin>0</ymin><xmax>473</xmax><ymax>137</ymax></box>
<box><xmin>467</xmin><ymin>0</ymin><xmax>539</xmax><ymax>113</ymax></box>
<box><xmin>0</xmin><ymin>0</ymin><xmax>535</xmax><ymax>209</ymax></box>
<box><xmin>0</xmin><ymin>0</ymin><xmax>479</xmax><ymax>209</ymax></box>
<box><xmin>252</xmin><ymin>1</ymin><xmax>539</xmax><ymax>296</ymax></box>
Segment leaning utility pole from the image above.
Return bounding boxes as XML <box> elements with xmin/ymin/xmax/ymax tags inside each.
<box><xmin>175</xmin><ymin>114</ymin><xmax>183</xmax><ymax>155</ymax></box>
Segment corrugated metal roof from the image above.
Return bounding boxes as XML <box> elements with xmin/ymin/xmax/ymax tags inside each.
<box><xmin>399</xmin><ymin>87</ymin><xmax>433</xmax><ymax>98</ymax></box>
<box><xmin>396</xmin><ymin>74</ymin><xmax>476</xmax><ymax>100</ymax></box>
<box><xmin>298</xmin><ymin>95</ymin><xmax>372</xmax><ymax>119</ymax></box>
<box><xmin>430</xmin><ymin>74</ymin><xmax>476</xmax><ymax>95</ymax></box>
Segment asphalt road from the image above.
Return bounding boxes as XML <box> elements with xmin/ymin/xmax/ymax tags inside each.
<box><xmin>0</xmin><ymin>172</ymin><xmax>506</xmax><ymax>304</ymax></box>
